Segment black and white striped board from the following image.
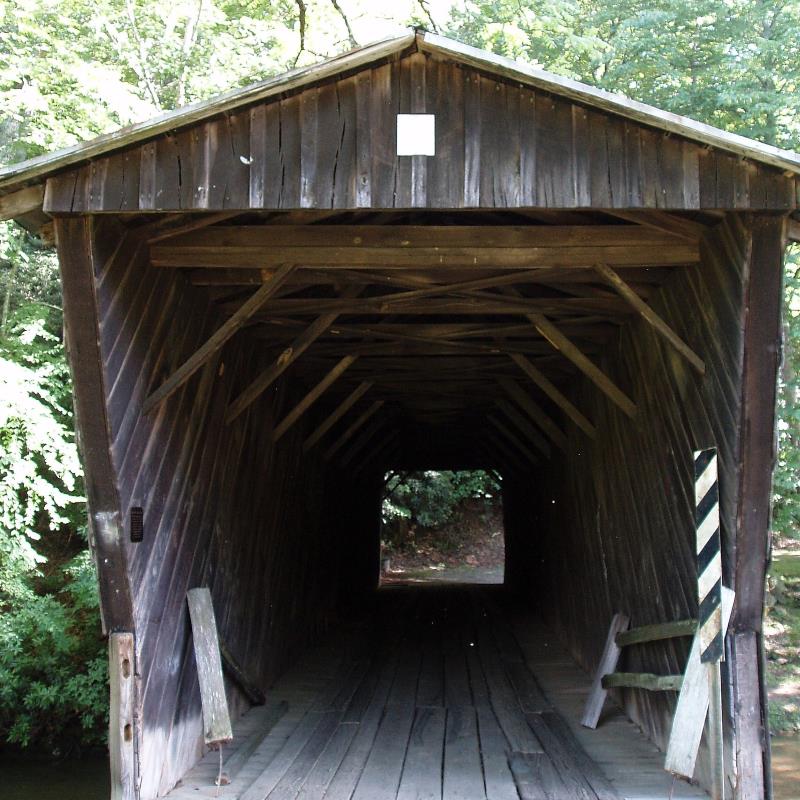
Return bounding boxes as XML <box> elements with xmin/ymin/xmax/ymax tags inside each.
<box><xmin>694</xmin><ymin>447</ymin><xmax>723</xmax><ymax>664</ymax></box>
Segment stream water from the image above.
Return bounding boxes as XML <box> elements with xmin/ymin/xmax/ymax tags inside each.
<box><xmin>2</xmin><ymin>754</ymin><xmax>109</xmax><ymax>800</ymax></box>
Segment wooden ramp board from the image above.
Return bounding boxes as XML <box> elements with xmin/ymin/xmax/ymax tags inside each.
<box><xmin>165</xmin><ymin>586</ymin><xmax>698</xmax><ymax>800</ymax></box>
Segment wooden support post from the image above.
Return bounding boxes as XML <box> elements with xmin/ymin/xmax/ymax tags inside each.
<box><xmin>226</xmin><ymin>284</ymin><xmax>361</xmax><ymax>423</ymax></box>
<box><xmin>498</xmin><ymin>378</ymin><xmax>568</xmax><ymax>451</ymax></box>
<box><xmin>186</xmin><ymin>588</ymin><xmax>233</xmax><ymax>746</ymax></box>
<box><xmin>303</xmin><ymin>380</ymin><xmax>373</xmax><ymax>451</ymax></box>
<box><xmin>143</xmin><ymin>263</ymin><xmax>296</xmax><ymax>414</ymax></box>
<box><xmin>109</xmin><ymin>632</ymin><xmax>137</xmax><ymax>800</ymax></box>
<box><xmin>495</xmin><ymin>399</ymin><xmax>552</xmax><ymax>458</ymax></box>
<box><xmin>593</xmin><ymin>262</ymin><xmax>706</xmax><ymax>374</ymax></box>
<box><xmin>324</xmin><ymin>399</ymin><xmax>384</xmax><ymax>460</ymax></box>
<box><xmin>581</xmin><ymin>612</ymin><xmax>630</xmax><ymax>729</ymax></box>
<box><xmin>272</xmin><ymin>355</ymin><xmax>357</xmax><ymax>442</ymax></box>
<box><xmin>509</xmin><ymin>353</ymin><xmax>596</xmax><ymax>438</ymax></box>
<box><xmin>528</xmin><ymin>312</ymin><xmax>637</xmax><ymax>417</ymax></box>
<box><xmin>708</xmin><ymin>661</ymin><xmax>725</xmax><ymax>800</ymax></box>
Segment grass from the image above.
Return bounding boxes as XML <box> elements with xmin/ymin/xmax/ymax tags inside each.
<box><xmin>765</xmin><ymin>549</ymin><xmax>800</xmax><ymax>734</ymax></box>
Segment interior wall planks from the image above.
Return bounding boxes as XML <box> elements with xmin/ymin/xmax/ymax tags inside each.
<box><xmin>511</xmin><ymin>213</ymin><xmax>776</xmax><ymax>797</ymax></box>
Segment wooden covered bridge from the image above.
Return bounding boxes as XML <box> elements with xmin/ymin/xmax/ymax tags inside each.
<box><xmin>1</xmin><ymin>29</ymin><xmax>798</xmax><ymax>800</ymax></box>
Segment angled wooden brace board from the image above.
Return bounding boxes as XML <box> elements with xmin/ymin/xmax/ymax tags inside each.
<box><xmin>665</xmin><ymin>585</ymin><xmax>735</xmax><ymax>779</ymax></box>
<box><xmin>187</xmin><ymin>587</ymin><xmax>233</xmax><ymax>746</ymax></box>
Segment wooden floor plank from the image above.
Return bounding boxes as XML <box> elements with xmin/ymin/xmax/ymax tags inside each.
<box><xmin>509</xmin><ymin>752</ymin><xmax>568</xmax><ymax>800</ymax></box>
<box><xmin>397</xmin><ymin>707</ymin><xmax>447</xmax><ymax>800</ymax></box>
<box><xmin>294</xmin><ymin>723</ymin><xmax>360</xmax><ymax>800</ymax></box>
<box><xmin>239</xmin><ymin>712</ymin><xmax>327</xmax><ymax>800</ymax></box>
<box><xmin>417</xmin><ymin>642</ymin><xmax>445</xmax><ymax>707</ymax></box>
<box><xmin>475</xmin><ymin>706</ymin><xmax>520</xmax><ymax>800</ymax></box>
<box><xmin>323</xmin><ymin>652</ymin><xmax>401</xmax><ymax>800</ymax></box>
<box><xmin>222</xmin><ymin>702</ymin><xmax>289</xmax><ymax>779</ymax></box>
<box><xmin>350</xmin><ymin>702</ymin><xmax>415</xmax><ymax>800</ymax></box>
<box><xmin>443</xmin><ymin>705</ymin><xmax>486</xmax><ymax>800</ymax></box>
<box><xmin>541</xmin><ymin>711</ymin><xmax>620</xmax><ymax>800</ymax></box>
<box><xmin>526</xmin><ymin>713</ymin><xmax>597</xmax><ymax>800</ymax></box>
<box><xmin>266</xmin><ymin>711</ymin><xmax>340</xmax><ymax>800</ymax></box>
<box><xmin>163</xmin><ymin>587</ymin><xmax>707</xmax><ymax>800</ymax></box>
<box><xmin>504</xmin><ymin>661</ymin><xmax>549</xmax><ymax>714</ymax></box>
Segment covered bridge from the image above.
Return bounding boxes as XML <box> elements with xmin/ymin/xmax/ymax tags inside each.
<box><xmin>1</xmin><ymin>29</ymin><xmax>798</xmax><ymax>800</ymax></box>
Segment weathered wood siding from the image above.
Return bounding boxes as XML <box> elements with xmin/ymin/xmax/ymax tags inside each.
<box><xmin>44</xmin><ymin>54</ymin><xmax>795</xmax><ymax>214</ymax></box>
<box><xmin>57</xmin><ymin>217</ymin><xmax>347</xmax><ymax>799</ymax></box>
<box><xmin>505</xmin><ymin>214</ymin><xmax>771</xmax><ymax>792</ymax></box>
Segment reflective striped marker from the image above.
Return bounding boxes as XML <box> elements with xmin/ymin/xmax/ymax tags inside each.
<box><xmin>694</xmin><ymin>447</ymin><xmax>723</xmax><ymax>663</ymax></box>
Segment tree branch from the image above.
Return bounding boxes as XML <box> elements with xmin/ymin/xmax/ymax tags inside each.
<box><xmin>124</xmin><ymin>0</ymin><xmax>163</xmax><ymax>110</ymax></box>
<box><xmin>416</xmin><ymin>0</ymin><xmax>438</xmax><ymax>32</ymax></box>
<box><xmin>293</xmin><ymin>0</ymin><xmax>307</xmax><ymax>67</ymax></box>
<box><xmin>329</xmin><ymin>0</ymin><xmax>357</xmax><ymax>47</ymax></box>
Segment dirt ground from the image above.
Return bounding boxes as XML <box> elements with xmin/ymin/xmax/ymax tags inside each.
<box><xmin>380</xmin><ymin>502</ymin><xmax>504</xmax><ymax>585</ymax></box>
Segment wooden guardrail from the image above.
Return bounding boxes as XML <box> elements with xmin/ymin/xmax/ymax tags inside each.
<box><xmin>581</xmin><ymin>614</ymin><xmax>697</xmax><ymax>729</ymax></box>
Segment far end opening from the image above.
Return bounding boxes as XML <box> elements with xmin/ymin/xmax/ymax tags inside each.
<box><xmin>378</xmin><ymin>469</ymin><xmax>504</xmax><ymax>586</ymax></box>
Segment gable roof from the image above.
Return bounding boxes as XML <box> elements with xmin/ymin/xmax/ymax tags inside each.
<box><xmin>2</xmin><ymin>29</ymin><xmax>800</xmax><ymax>202</ymax></box>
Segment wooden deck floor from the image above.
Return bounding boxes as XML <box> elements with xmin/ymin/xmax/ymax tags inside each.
<box><xmin>166</xmin><ymin>586</ymin><xmax>707</xmax><ymax>800</ymax></box>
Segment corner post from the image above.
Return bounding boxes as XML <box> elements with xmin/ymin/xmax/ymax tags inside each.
<box><xmin>733</xmin><ymin>213</ymin><xmax>787</xmax><ymax>800</ymax></box>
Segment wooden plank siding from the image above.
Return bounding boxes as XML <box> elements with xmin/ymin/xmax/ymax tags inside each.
<box><xmin>55</xmin><ymin>217</ymin><xmax>350</xmax><ymax>798</ymax></box>
<box><xmin>44</xmin><ymin>55</ymin><xmax>795</xmax><ymax>214</ymax></box>
<box><xmin>503</xmin><ymin>213</ymin><xmax>774</xmax><ymax>795</ymax></box>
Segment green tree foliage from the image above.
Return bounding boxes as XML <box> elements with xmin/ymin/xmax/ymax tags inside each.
<box><xmin>0</xmin><ymin>302</ymin><xmax>107</xmax><ymax>752</ymax></box>
<box><xmin>382</xmin><ymin>470</ymin><xmax>499</xmax><ymax>530</ymax></box>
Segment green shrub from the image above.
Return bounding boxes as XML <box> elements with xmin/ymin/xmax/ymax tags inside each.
<box><xmin>381</xmin><ymin>470</ymin><xmax>500</xmax><ymax>550</ymax></box>
<box><xmin>0</xmin><ymin>307</ymin><xmax>107</xmax><ymax>753</ymax></box>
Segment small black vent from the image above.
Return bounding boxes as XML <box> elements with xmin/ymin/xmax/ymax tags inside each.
<box><xmin>130</xmin><ymin>507</ymin><xmax>144</xmax><ymax>543</ymax></box>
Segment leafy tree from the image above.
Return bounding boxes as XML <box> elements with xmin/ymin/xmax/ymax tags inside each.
<box><xmin>0</xmin><ymin>304</ymin><xmax>106</xmax><ymax>752</ymax></box>
<box><xmin>382</xmin><ymin>470</ymin><xmax>499</xmax><ymax>531</ymax></box>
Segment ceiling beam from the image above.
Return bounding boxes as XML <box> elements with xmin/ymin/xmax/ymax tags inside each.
<box><xmin>324</xmin><ymin>399</ymin><xmax>385</xmax><ymax>460</ymax></box>
<box><xmin>497</xmin><ymin>379</ymin><xmax>568</xmax><ymax>452</ymax></box>
<box><xmin>272</xmin><ymin>355</ymin><xmax>357</xmax><ymax>442</ymax></box>
<box><xmin>495</xmin><ymin>399</ymin><xmax>552</xmax><ymax>458</ymax></box>
<box><xmin>225</xmin><ymin>284</ymin><xmax>360</xmax><ymax>423</ymax></box>
<box><xmin>488</xmin><ymin>416</ymin><xmax>542</xmax><ymax>464</ymax></box>
<box><xmin>601</xmin><ymin>210</ymin><xmax>708</xmax><ymax>242</ymax></box>
<box><xmin>152</xmin><ymin>242</ymin><xmax>699</xmax><ymax>270</ymax></box>
<box><xmin>509</xmin><ymin>353</ymin><xmax>596</xmax><ymax>438</ymax></box>
<box><xmin>593</xmin><ymin>262</ymin><xmax>705</xmax><ymax>374</ymax></box>
<box><xmin>142</xmin><ymin>263</ymin><xmax>296</xmax><ymax>415</ymax></box>
<box><xmin>528</xmin><ymin>312</ymin><xmax>637</xmax><ymax>418</ymax></box>
<box><xmin>154</xmin><ymin>223</ymin><xmax>692</xmax><ymax>248</ymax></box>
<box><xmin>303</xmin><ymin>380</ymin><xmax>373</xmax><ymax>452</ymax></box>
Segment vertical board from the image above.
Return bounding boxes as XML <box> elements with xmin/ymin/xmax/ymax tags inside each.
<box><xmin>187</xmin><ymin>587</ymin><xmax>233</xmax><ymax>745</ymax></box>
<box><xmin>110</xmin><ymin>632</ymin><xmax>137</xmax><ymax>800</ymax></box>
